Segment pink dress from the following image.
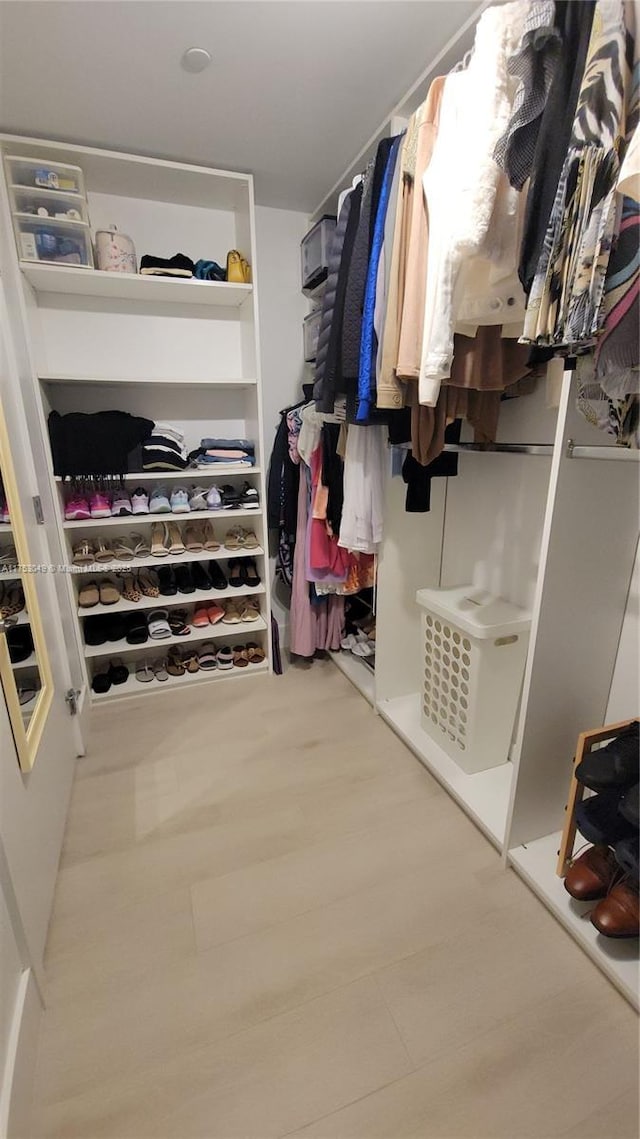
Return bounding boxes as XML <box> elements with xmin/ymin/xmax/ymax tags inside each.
<box><xmin>289</xmin><ymin>465</ymin><xmax>345</xmax><ymax>658</ymax></box>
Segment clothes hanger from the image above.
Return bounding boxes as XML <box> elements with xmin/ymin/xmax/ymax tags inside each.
<box><xmin>452</xmin><ymin>47</ymin><xmax>474</xmax><ymax>73</ymax></box>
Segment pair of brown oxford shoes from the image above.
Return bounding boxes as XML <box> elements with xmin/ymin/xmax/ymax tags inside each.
<box><xmin>564</xmin><ymin>845</ymin><xmax>639</xmax><ymax>939</ymax></box>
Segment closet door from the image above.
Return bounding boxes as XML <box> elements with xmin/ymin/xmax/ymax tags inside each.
<box><xmin>0</xmin><ymin>317</ymin><xmax>77</xmax><ymax>974</ymax></box>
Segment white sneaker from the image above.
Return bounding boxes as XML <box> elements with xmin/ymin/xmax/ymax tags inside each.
<box><xmin>131</xmin><ymin>487</ymin><xmax>150</xmax><ymax>515</ymax></box>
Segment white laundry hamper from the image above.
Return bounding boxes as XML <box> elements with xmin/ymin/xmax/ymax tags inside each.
<box><xmin>416</xmin><ymin>586</ymin><xmax>531</xmax><ymax>775</ymax></box>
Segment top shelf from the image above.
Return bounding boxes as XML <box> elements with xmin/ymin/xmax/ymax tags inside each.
<box><xmin>20</xmin><ymin>264</ymin><xmax>252</xmax><ymax>308</ymax></box>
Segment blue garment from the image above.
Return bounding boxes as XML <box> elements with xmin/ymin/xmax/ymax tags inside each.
<box><xmin>200</xmin><ymin>437</ymin><xmax>255</xmax><ymax>450</ymax></box>
<box><xmin>196</xmin><ymin>456</ymin><xmax>254</xmax><ymax>466</ymax></box>
<box><xmin>194</xmin><ymin>260</ymin><xmax>226</xmax><ymax>281</ymax></box>
<box><xmin>355</xmin><ymin>135</ymin><xmax>403</xmax><ymax>423</ymax></box>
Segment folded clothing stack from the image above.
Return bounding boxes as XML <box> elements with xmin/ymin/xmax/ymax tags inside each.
<box><xmin>139</xmin><ymin>255</ymin><xmax>227</xmax><ymax>281</ymax></box>
<box><xmin>48</xmin><ymin>410</ymin><xmax>155</xmax><ymax>479</ymax></box>
<box><xmin>142</xmin><ymin>423</ymin><xmax>188</xmax><ymax>471</ymax></box>
<box><xmin>189</xmin><ymin>438</ymin><xmax>255</xmax><ymax>469</ymax></box>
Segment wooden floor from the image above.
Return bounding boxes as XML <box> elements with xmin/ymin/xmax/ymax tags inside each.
<box><xmin>32</xmin><ymin>660</ymin><xmax>638</xmax><ymax>1139</ymax></box>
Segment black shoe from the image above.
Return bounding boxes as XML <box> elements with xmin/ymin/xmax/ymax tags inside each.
<box><xmin>576</xmin><ymin>790</ymin><xmax>637</xmax><ymax>847</ymax></box>
<box><xmin>175</xmin><ymin>565</ymin><xmax>195</xmax><ymax>594</ymax></box>
<box><xmin>6</xmin><ymin>626</ymin><xmax>34</xmax><ymax>663</ymax></box>
<box><xmin>220</xmin><ymin>484</ymin><xmax>241</xmax><ymax>509</ymax></box>
<box><xmin>191</xmin><ymin>562</ymin><xmax>212</xmax><ymax>591</ymax></box>
<box><xmin>228</xmin><ymin>559</ymin><xmax>243</xmax><ymax>587</ymax></box>
<box><xmin>84</xmin><ymin>615</ymin><xmax>110</xmax><ymax>646</ymax></box>
<box><xmin>615</xmin><ymin>836</ymin><xmax>639</xmax><ymax>881</ymax></box>
<box><xmin>208</xmin><ymin>561</ymin><xmax>228</xmax><ymax>590</ymax></box>
<box><xmin>139</xmin><ymin>253</ymin><xmax>194</xmax><ymax>278</ymax></box>
<box><xmin>576</xmin><ymin>722</ymin><xmax>639</xmax><ymax>791</ymax></box>
<box><xmin>91</xmin><ymin>670</ymin><xmax>111</xmax><ymax>694</ymax></box>
<box><xmin>105</xmin><ymin>615</ymin><xmax>126</xmax><ymax>642</ymax></box>
<box><xmin>124</xmin><ymin>613</ymin><xmax>148</xmax><ymax>645</ymax></box>
<box><xmin>157</xmin><ymin>566</ymin><xmax>177</xmax><ymax>596</ymax></box>
<box><xmin>240</xmin><ymin>482</ymin><xmax>260</xmax><ymax>510</ymax></box>
<box><xmin>242</xmin><ymin>558</ymin><xmax>261</xmax><ymax>587</ymax></box>
<box><xmin>619</xmin><ymin>783</ymin><xmax>639</xmax><ymax>829</ymax></box>
<box><xmin>107</xmin><ymin>658</ymin><xmax>129</xmax><ymax>685</ymax></box>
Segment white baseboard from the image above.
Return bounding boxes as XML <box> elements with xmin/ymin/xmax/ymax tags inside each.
<box><xmin>0</xmin><ymin>970</ymin><xmax>42</xmax><ymax>1139</ymax></box>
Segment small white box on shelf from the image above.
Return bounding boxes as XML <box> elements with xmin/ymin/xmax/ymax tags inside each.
<box><xmin>5</xmin><ymin>155</ymin><xmax>86</xmax><ymax>195</ymax></box>
<box><xmin>416</xmin><ymin>585</ymin><xmax>531</xmax><ymax>775</ymax></box>
<box><xmin>300</xmin><ymin>215</ymin><xmax>336</xmax><ymax>291</ymax></box>
<box><xmin>303</xmin><ymin>308</ymin><xmax>321</xmax><ymax>362</ymax></box>
<box><xmin>10</xmin><ymin>185</ymin><xmax>89</xmax><ymax>224</ymax></box>
<box><xmin>15</xmin><ymin>216</ymin><xmax>93</xmax><ymax>267</ymax></box>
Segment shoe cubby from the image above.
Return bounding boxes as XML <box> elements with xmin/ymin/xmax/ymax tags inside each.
<box><xmin>88</xmin><ymin>627</ymin><xmax>269</xmax><ymax>702</ymax></box>
<box><xmin>0</xmin><ymin>134</ymin><xmax>273</xmax><ymax>706</ymax></box>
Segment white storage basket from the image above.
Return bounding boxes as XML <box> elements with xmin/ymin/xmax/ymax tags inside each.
<box><xmin>416</xmin><ymin>586</ymin><xmax>531</xmax><ymax>774</ymax></box>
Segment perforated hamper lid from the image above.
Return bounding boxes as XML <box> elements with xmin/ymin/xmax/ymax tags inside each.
<box><xmin>416</xmin><ymin>586</ymin><xmax>531</xmax><ymax>639</ymax></box>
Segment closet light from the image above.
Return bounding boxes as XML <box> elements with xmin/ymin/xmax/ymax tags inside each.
<box><xmin>181</xmin><ymin>47</ymin><xmax>212</xmax><ymax>73</ymax></box>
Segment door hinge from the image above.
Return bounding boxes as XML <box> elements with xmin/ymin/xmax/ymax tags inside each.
<box><xmin>65</xmin><ymin>688</ymin><xmax>80</xmax><ymax>716</ymax></box>
<box><xmin>32</xmin><ymin>496</ymin><xmax>44</xmax><ymax>525</ymax></box>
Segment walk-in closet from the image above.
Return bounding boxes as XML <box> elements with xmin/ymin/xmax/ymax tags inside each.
<box><xmin>0</xmin><ymin>2</ymin><xmax>638</xmax><ymax>1137</ymax></box>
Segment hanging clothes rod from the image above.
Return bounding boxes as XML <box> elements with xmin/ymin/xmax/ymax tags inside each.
<box><xmin>565</xmin><ymin>439</ymin><xmax>640</xmax><ymax>461</ymax></box>
<box><xmin>443</xmin><ymin>443</ymin><xmax>554</xmax><ymax>456</ymax></box>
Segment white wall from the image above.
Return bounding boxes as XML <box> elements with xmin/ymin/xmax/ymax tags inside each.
<box><xmin>254</xmin><ymin>204</ymin><xmax>309</xmax><ymax>643</ymax></box>
<box><xmin>606</xmin><ymin>538</ymin><xmax>640</xmax><ymax>723</ymax></box>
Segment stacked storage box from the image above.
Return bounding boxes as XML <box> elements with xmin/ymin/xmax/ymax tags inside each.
<box><xmin>4</xmin><ymin>155</ymin><xmax>93</xmax><ymax>267</ymax></box>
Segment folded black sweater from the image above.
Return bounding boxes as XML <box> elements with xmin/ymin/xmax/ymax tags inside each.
<box><xmin>48</xmin><ymin>411</ymin><xmax>155</xmax><ymax>478</ymax></box>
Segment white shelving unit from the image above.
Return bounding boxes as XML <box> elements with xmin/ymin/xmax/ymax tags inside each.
<box><xmin>54</xmin><ymin>466</ymin><xmax>261</xmax><ymax>480</ymax></box>
<box><xmin>61</xmin><ymin>507</ymin><xmax>259</xmax><ymax>529</ymax></box>
<box><xmin>43</xmin><ymin>375</ymin><xmax>258</xmax><ymax>390</ymax></box>
<box><xmin>369</xmin><ymin>376</ymin><xmax>640</xmax><ymax>1007</ymax></box>
<box><xmin>83</xmin><ymin>614</ymin><xmax>268</xmax><ymax>659</ymax></box>
<box><xmin>90</xmin><ymin>659</ymin><xmax>269</xmax><ymax>702</ymax></box>
<box><xmin>0</xmin><ymin>134</ymin><xmax>273</xmax><ymax>710</ymax></box>
<box><xmin>21</xmin><ymin>263</ymin><xmax>252</xmax><ymax>306</ymax></box>
<box><xmin>77</xmin><ymin>583</ymin><xmax>265</xmax><ymax>618</ymax></box>
<box><xmin>509</xmin><ymin>832</ymin><xmax>639</xmax><ymax>1008</ymax></box>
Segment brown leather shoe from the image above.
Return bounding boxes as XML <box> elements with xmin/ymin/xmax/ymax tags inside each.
<box><xmin>591</xmin><ymin>879</ymin><xmax>640</xmax><ymax>938</ymax></box>
<box><xmin>564</xmin><ymin>845</ymin><xmax>618</xmax><ymax>901</ymax></box>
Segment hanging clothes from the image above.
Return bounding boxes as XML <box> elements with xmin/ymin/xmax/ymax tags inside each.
<box><xmin>518</xmin><ymin>0</ymin><xmax>597</xmax><ymax>294</ymax></box>
<box><xmin>418</xmin><ymin>1</ymin><xmax>529</xmax><ymax>407</ymax></box>
<box><xmin>315</xmin><ymin>182</ymin><xmax>363</xmax><ymax>414</ymax></box>
<box><xmin>313</xmin><ymin>191</ymin><xmax>354</xmax><ymax>406</ymax></box>
<box><xmin>376</xmin><ymin>112</ymin><xmax>420</xmax><ymax>409</ymax></box>
<box><xmin>494</xmin><ymin>1</ymin><xmax>563</xmax><ymax>191</ymax></box>
<box><xmin>289</xmin><ymin>468</ymin><xmax>345</xmax><ymax>657</ymax></box>
<box><xmin>394</xmin><ymin>77</ymin><xmax>446</xmax><ymax>388</ymax></box>
<box><xmin>522</xmin><ymin>0</ymin><xmax>631</xmax><ymax>349</ymax></box>
<box><xmin>338</xmin><ymin>424</ymin><xmax>387</xmax><ymax>554</ymax></box>
<box><xmin>356</xmin><ymin>134</ymin><xmax>403</xmax><ymax>422</ymax></box>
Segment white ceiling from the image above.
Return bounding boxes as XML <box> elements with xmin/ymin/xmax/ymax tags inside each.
<box><xmin>0</xmin><ymin>1</ymin><xmax>478</xmax><ymax>211</ymax></box>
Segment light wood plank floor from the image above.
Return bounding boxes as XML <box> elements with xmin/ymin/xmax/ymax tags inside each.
<box><xmin>32</xmin><ymin>660</ymin><xmax>639</xmax><ymax>1139</ymax></box>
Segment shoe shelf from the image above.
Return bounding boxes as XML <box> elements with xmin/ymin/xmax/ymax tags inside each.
<box><xmin>508</xmin><ymin>832</ymin><xmax>639</xmax><ymax>1010</ymax></box>
<box><xmin>21</xmin><ymin>264</ymin><xmax>253</xmax><ymax>308</ymax></box>
<box><xmin>11</xmin><ymin>652</ymin><xmax>37</xmax><ymax>671</ymax></box>
<box><xmin>90</xmin><ymin>659</ymin><xmax>269</xmax><ymax>702</ymax></box>
<box><xmin>62</xmin><ymin>507</ymin><xmax>260</xmax><ymax>529</ymax></box>
<box><xmin>55</xmin><ymin>467</ymin><xmax>262</xmax><ymax>483</ymax></box>
<box><xmin>84</xmin><ymin>615</ymin><xmax>268</xmax><ymax>659</ymax></box>
<box><xmin>77</xmin><ymin>582</ymin><xmax>266</xmax><ymax>618</ymax></box>
<box><xmin>69</xmin><ymin>544</ymin><xmax>265</xmax><ymax>574</ymax></box>
<box><xmin>43</xmin><ymin>376</ymin><xmax>258</xmax><ymax>390</ymax></box>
